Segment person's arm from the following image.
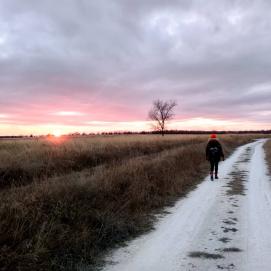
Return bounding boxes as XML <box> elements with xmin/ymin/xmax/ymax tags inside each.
<box><xmin>218</xmin><ymin>142</ymin><xmax>225</xmax><ymax>160</ymax></box>
<box><xmin>206</xmin><ymin>142</ymin><xmax>210</xmax><ymax>160</ymax></box>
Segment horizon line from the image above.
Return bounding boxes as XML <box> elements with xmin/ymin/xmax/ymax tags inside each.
<box><xmin>1</xmin><ymin>129</ymin><xmax>271</xmax><ymax>138</ymax></box>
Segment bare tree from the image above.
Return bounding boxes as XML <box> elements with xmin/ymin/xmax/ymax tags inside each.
<box><xmin>148</xmin><ymin>99</ymin><xmax>177</xmax><ymax>136</ymax></box>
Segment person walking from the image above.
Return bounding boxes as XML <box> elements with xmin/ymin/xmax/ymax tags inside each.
<box><xmin>206</xmin><ymin>134</ymin><xmax>224</xmax><ymax>181</ymax></box>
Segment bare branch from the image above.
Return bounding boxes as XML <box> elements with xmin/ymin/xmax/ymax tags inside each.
<box><xmin>148</xmin><ymin>99</ymin><xmax>177</xmax><ymax>136</ymax></box>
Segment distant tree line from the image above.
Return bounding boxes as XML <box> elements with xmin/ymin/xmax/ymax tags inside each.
<box><xmin>97</xmin><ymin>130</ymin><xmax>271</xmax><ymax>135</ymax></box>
<box><xmin>1</xmin><ymin>130</ymin><xmax>271</xmax><ymax>139</ymax></box>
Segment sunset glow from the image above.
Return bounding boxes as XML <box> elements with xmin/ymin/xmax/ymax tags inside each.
<box><xmin>53</xmin><ymin>111</ymin><xmax>85</xmax><ymax>116</ymax></box>
<box><xmin>0</xmin><ymin>117</ymin><xmax>270</xmax><ymax>136</ymax></box>
<box><xmin>53</xmin><ymin>131</ymin><xmax>62</xmax><ymax>137</ymax></box>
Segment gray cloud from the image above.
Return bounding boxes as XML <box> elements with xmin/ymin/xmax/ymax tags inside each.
<box><xmin>0</xmin><ymin>0</ymin><xmax>271</xmax><ymax>128</ymax></box>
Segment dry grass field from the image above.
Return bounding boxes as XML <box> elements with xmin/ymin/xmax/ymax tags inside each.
<box><xmin>0</xmin><ymin>134</ymin><xmax>263</xmax><ymax>270</ymax></box>
<box><xmin>264</xmin><ymin>139</ymin><xmax>271</xmax><ymax>175</ymax></box>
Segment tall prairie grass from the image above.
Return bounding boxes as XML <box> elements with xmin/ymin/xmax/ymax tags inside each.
<box><xmin>0</xmin><ymin>134</ymin><xmax>262</xmax><ymax>270</ymax></box>
<box><xmin>264</xmin><ymin>139</ymin><xmax>271</xmax><ymax>175</ymax></box>
<box><xmin>0</xmin><ymin>135</ymin><xmax>206</xmax><ymax>188</ymax></box>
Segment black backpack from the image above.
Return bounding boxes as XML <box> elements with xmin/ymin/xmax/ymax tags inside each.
<box><xmin>209</xmin><ymin>147</ymin><xmax>219</xmax><ymax>158</ymax></box>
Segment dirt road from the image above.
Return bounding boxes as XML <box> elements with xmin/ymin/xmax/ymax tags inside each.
<box><xmin>102</xmin><ymin>139</ymin><xmax>271</xmax><ymax>271</ymax></box>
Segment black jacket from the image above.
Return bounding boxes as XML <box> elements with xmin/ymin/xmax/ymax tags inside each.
<box><xmin>206</xmin><ymin>139</ymin><xmax>224</xmax><ymax>161</ymax></box>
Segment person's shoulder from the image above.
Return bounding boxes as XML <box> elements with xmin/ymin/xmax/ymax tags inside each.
<box><xmin>215</xmin><ymin>139</ymin><xmax>222</xmax><ymax>146</ymax></box>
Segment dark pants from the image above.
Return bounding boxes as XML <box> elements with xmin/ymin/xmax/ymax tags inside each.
<box><xmin>210</xmin><ymin>160</ymin><xmax>219</xmax><ymax>175</ymax></box>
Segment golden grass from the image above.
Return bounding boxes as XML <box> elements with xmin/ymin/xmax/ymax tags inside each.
<box><xmin>0</xmin><ymin>134</ymin><xmax>263</xmax><ymax>270</ymax></box>
<box><xmin>0</xmin><ymin>135</ymin><xmax>206</xmax><ymax>188</ymax></box>
<box><xmin>264</xmin><ymin>139</ymin><xmax>271</xmax><ymax>175</ymax></box>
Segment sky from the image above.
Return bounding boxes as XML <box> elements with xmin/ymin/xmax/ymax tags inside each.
<box><xmin>0</xmin><ymin>0</ymin><xmax>271</xmax><ymax>135</ymax></box>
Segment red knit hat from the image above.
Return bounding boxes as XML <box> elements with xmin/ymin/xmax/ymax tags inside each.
<box><xmin>210</xmin><ymin>134</ymin><xmax>217</xmax><ymax>139</ymax></box>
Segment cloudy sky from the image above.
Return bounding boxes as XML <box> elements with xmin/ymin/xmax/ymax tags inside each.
<box><xmin>0</xmin><ymin>0</ymin><xmax>271</xmax><ymax>135</ymax></box>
